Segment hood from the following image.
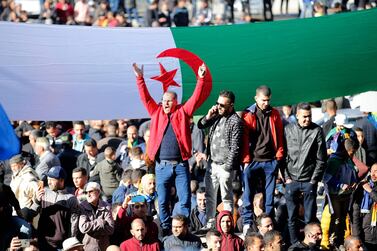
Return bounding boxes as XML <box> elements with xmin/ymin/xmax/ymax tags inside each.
<box><xmin>15</xmin><ymin>165</ymin><xmax>38</xmax><ymax>180</ymax></box>
<box><xmin>245</xmin><ymin>103</ymin><xmax>272</xmax><ymax>115</ymax></box>
<box><xmin>216</xmin><ymin>210</ymin><xmax>235</xmax><ymax>235</ymax></box>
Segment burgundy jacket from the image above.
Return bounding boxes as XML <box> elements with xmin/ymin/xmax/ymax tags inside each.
<box><xmin>216</xmin><ymin>210</ymin><xmax>244</xmax><ymax>251</ymax></box>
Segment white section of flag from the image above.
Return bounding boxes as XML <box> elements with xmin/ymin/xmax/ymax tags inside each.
<box><xmin>0</xmin><ymin>23</ymin><xmax>182</xmax><ymax>120</ymax></box>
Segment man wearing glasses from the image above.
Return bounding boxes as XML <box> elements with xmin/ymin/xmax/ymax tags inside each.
<box><xmin>197</xmin><ymin>90</ymin><xmax>243</xmax><ymax>229</ymax></box>
<box><xmin>132</xmin><ymin>63</ymin><xmax>211</xmax><ymax>236</ymax></box>
<box><xmin>79</xmin><ymin>182</ymin><xmax>114</xmax><ymax>251</ymax></box>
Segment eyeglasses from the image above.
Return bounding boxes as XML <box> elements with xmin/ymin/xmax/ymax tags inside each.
<box><xmin>133</xmin><ymin>204</ymin><xmax>146</xmax><ymax>209</ymax></box>
<box><xmin>216</xmin><ymin>102</ymin><xmax>228</xmax><ymax>108</ymax></box>
<box><xmin>84</xmin><ymin>190</ymin><xmax>97</xmax><ymax>195</ymax></box>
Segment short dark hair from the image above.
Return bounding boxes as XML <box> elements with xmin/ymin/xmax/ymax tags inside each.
<box><xmin>304</xmin><ymin>222</ymin><xmax>321</xmax><ymax>235</ymax></box>
<box><xmin>206</xmin><ymin>229</ymin><xmax>221</xmax><ymax>241</ymax></box>
<box><xmin>264</xmin><ymin>230</ymin><xmax>282</xmax><ymax>246</ymax></box>
<box><xmin>297</xmin><ymin>102</ymin><xmax>311</xmax><ymax>111</ymax></box>
<box><xmin>344</xmin><ymin>138</ymin><xmax>359</xmax><ymax>152</ymax></box>
<box><xmin>72</xmin><ymin>167</ymin><xmax>87</xmax><ymax>176</ymax></box>
<box><xmin>131</xmin><ymin>169</ymin><xmax>146</xmax><ymax>184</ymax></box>
<box><xmin>129</xmin><ymin>146</ymin><xmax>143</xmax><ymax>157</ymax></box>
<box><xmin>196</xmin><ymin>186</ymin><xmax>206</xmax><ymax>195</ymax></box>
<box><xmin>354</xmin><ymin>127</ymin><xmax>363</xmax><ymax>133</ymax></box>
<box><xmin>172</xmin><ymin>214</ymin><xmax>189</xmax><ymax>226</ymax></box>
<box><xmin>73</xmin><ymin>121</ymin><xmax>85</xmax><ymax>127</ymax></box>
<box><xmin>84</xmin><ymin>138</ymin><xmax>97</xmax><ymax>148</ymax></box>
<box><xmin>244</xmin><ymin>232</ymin><xmax>263</xmax><ymax>248</ymax></box>
<box><xmin>325</xmin><ymin>99</ymin><xmax>337</xmax><ymax>111</ymax></box>
<box><xmin>122</xmin><ymin>169</ymin><xmax>133</xmax><ymax>183</ymax></box>
<box><xmin>256</xmin><ymin>213</ymin><xmax>272</xmax><ymax>227</ymax></box>
<box><xmin>45</xmin><ymin>121</ymin><xmax>57</xmax><ymax>129</ymax></box>
<box><xmin>256</xmin><ymin>85</ymin><xmax>271</xmax><ymax>96</ymax></box>
<box><xmin>219</xmin><ymin>90</ymin><xmax>235</xmax><ymax>103</ymax></box>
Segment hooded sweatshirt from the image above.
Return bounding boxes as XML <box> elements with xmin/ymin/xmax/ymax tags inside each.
<box><xmin>216</xmin><ymin>210</ymin><xmax>244</xmax><ymax>251</ymax></box>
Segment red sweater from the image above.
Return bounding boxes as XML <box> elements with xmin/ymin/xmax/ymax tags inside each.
<box><xmin>120</xmin><ymin>237</ymin><xmax>161</xmax><ymax>251</ymax></box>
<box><xmin>136</xmin><ymin>74</ymin><xmax>211</xmax><ymax>161</ymax></box>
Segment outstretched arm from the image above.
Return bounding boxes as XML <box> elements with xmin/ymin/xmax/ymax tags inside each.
<box><xmin>133</xmin><ymin>63</ymin><xmax>158</xmax><ymax>115</ymax></box>
<box><xmin>183</xmin><ymin>63</ymin><xmax>212</xmax><ymax>116</ymax></box>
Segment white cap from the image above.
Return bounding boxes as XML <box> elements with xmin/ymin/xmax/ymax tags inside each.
<box><xmin>335</xmin><ymin>113</ymin><xmax>353</xmax><ymax>128</ymax></box>
<box><xmin>62</xmin><ymin>237</ymin><xmax>84</xmax><ymax>251</ymax></box>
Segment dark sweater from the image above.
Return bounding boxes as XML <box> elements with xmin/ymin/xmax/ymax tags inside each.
<box><xmin>159</xmin><ymin>121</ymin><xmax>181</xmax><ymax>161</ymax></box>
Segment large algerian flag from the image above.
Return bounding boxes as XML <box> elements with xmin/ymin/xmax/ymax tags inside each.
<box><xmin>1</xmin><ymin>8</ymin><xmax>377</xmax><ymax>120</ymax></box>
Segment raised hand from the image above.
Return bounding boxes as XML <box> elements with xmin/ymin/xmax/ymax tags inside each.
<box><xmin>198</xmin><ymin>63</ymin><xmax>206</xmax><ymax>78</ymax></box>
<box><xmin>133</xmin><ymin>63</ymin><xmax>144</xmax><ymax>77</ymax></box>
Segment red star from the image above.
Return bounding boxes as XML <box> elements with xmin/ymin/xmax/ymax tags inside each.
<box><xmin>150</xmin><ymin>63</ymin><xmax>181</xmax><ymax>92</ymax></box>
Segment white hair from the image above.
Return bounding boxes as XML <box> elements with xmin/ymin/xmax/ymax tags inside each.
<box><xmin>35</xmin><ymin>137</ymin><xmax>50</xmax><ymax>151</ymax></box>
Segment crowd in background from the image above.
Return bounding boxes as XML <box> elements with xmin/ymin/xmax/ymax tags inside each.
<box><xmin>0</xmin><ymin>0</ymin><xmax>376</xmax><ymax>27</ymax></box>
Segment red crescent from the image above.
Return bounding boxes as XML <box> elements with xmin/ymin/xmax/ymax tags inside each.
<box><xmin>156</xmin><ymin>48</ymin><xmax>212</xmax><ymax>95</ymax></box>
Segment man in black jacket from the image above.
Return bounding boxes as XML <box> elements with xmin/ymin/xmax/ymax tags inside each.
<box><xmin>283</xmin><ymin>103</ymin><xmax>327</xmax><ymax>244</ymax></box>
<box><xmin>198</xmin><ymin>90</ymin><xmax>243</xmax><ymax>229</ymax></box>
<box><xmin>76</xmin><ymin>139</ymin><xmax>104</xmax><ymax>183</ymax></box>
<box><xmin>352</xmin><ymin>163</ymin><xmax>377</xmax><ymax>251</ymax></box>
<box><xmin>189</xmin><ymin>187</ymin><xmax>207</xmax><ymax>233</ymax></box>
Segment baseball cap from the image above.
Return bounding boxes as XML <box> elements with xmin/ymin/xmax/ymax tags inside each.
<box><xmin>47</xmin><ymin>166</ymin><xmax>67</xmax><ymax>179</ymax></box>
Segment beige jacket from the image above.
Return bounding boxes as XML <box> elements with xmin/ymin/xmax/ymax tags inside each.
<box><xmin>10</xmin><ymin>165</ymin><xmax>39</xmax><ymax>210</ymax></box>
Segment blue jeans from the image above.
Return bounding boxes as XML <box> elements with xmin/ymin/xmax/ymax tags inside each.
<box><xmin>285</xmin><ymin>181</ymin><xmax>317</xmax><ymax>244</ymax></box>
<box><xmin>156</xmin><ymin>160</ymin><xmax>191</xmax><ymax>230</ymax></box>
<box><xmin>242</xmin><ymin>160</ymin><xmax>277</xmax><ymax>225</ymax></box>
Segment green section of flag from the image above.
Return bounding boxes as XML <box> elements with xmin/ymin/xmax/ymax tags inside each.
<box><xmin>171</xmin><ymin>9</ymin><xmax>377</xmax><ymax>114</ymax></box>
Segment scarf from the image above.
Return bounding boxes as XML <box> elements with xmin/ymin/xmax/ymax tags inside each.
<box><xmin>360</xmin><ymin>179</ymin><xmax>377</xmax><ymax>226</ymax></box>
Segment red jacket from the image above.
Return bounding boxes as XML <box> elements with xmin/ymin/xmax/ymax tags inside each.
<box><xmin>120</xmin><ymin>237</ymin><xmax>161</xmax><ymax>251</ymax></box>
<box><xmin>216</xmin><ymin>211</ymin><xmax>244</xmax><ymax>251</ymax></box>
<box><xmin>241</xmin><ymin>104</ymin><xmax>284</xmax><ymax>163</ymax></box>
<box><xmin>136</xmin><ymin>74</ymin><xmax>211</xmax><ymax>161</ymax></box>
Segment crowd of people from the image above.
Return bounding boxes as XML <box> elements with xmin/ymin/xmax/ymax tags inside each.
<box><xmin>0</xmin><ymin>0</ymin><xmax>376</xmax><ymax>26</ymax></box>
<box><xmin>0</xmin><ymin>61</ymin><xmax>376</xmax><ymax>251</ymax></box>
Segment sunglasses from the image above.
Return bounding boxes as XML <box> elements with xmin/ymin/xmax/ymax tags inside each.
<box><xmin>216</xmin><ymin>102</ymin><xmax>227</xmax><ymax>108</ymax></box>
<box><xmin>84</xmin><ymin>190</ymin><xmax>97</xmax><ymax>195</ymax></box>
<box><xmin>133</xmin><ymin>204</ymin><xmax>146</xmax><ymax>209</ymax></box>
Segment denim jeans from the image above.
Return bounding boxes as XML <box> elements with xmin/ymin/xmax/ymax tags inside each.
<box><xmin>242</xmin><ymin>160</ymin><xmax>277</xmax><ymax>225</ymax></box>
<box><xmin>205</xmin><ymin>161</ymin><xmax>234</xmax><ymax>221</ymax></box>
<box><xmin>156</xmin><ymin>160</ymin><xmax>191</xmax><ymax>230</ymax></box>
<box><xmin>285</xmin><ymin>181</ymin><xmax>318</xmax><ymax>244</ymax></box>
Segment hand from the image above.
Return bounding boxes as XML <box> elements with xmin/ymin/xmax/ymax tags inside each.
<box><xmin>36</xmin><ymin>188</ymin><xmax>45</xmax><ymax>202</ymax></box>
<box><xmin>122</xmin><ymin>195</ymin><xmax>132</xmax><ymax>209</ymax></box>
<box><xmin>9</xmin><ymin>237</ymin><xmax>21</xmax><ymax>251</ymax></box>
<box><xmin>286</xmin><ymin>178</ymin><xmax>293</xmax><ymax>184</ymax></box>
<box><xmin>198</xmin><ymin>63</ymin><xmax>206</xmax><ymax>78</ymax></box>
<box><xmin>341</xmin><ymin>184</ymin><xmax>350</xmax><ymax>191</ymax></box>
<box><xmin>132</xmin><ymin>63</ymin><xmax>144</xmax><ymax>77</ymax></box>
<box><xmin>206</xmin><ymin>105</ymin><xmax>218</xmax><ymax>120</ymax></box>
<box><xmin>362</xmin><ymin>182</ymin><xmax>372</xmax><ymax>193</ymax></box>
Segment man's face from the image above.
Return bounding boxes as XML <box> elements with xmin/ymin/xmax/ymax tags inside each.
<box><xmin>220</xmin><ymin>215</ymin><xmax>232</xmax><ymax>234</ymax></box>
<box><xmin>48</xmin><ymin>177</ymin><xmax>62</xmax><ymax>191</ymax></box>
<box><xmin>85</xmin><ymin>145</ymin><xmax>98</xmax><ymax>158</ymax></box>
<box><xmin>207</xmin><ymin>235</ymin><xmax>221</xmax><ymax>251</ymax></box>
<box><xmin>216</xmin><ymin>96</ymin><xmax>233</xmax><ymax>117</ymax></box>
<box><xmin>29</xmin><ymin>135</ymin><xmax>37</xmax><ymax>147</ymax></box>
<box><xmin>258</xmin><ymin>217</ymin><xmax>274</xmax><ymax>236</ymax></box>
<box><xmin>370</xmin><ymin>164</ymin><xmax>377</xmax><ymax>182</ymax></box>
<box><xmin>143</xmin><ymin>130</ymin><xmax>150</xmax><ymax>144</ymax></box>
<box><xmin>127</xmin><ymin>126</ymin><xmax>138</xmax><ymax>143</ymax></box>
<box><xmin>269</xmin><ymin>235</ymin><xmax>284</xmax><ymax>251</ymax></box>
<box><xmin>118</xmin><ymin>119</ymin><xmax>128</xmax><ymax>134</ymax></box>
<box><xmin>162</xmin><ymin>92</ymin><xmax>178</xmax><ymax>114</ymax></box>
<box><xmin>172</xmin><ymin>219</ymin><xmax>187</xmax><ymax>237</ymax></box>
<box><xmin>197</xmin><ymin>192</ymin><xmax>206</xmax><ymax>212</ymax></box>
<box><xmin>247</xmin><ymin>238</ymin><xmax>264</xmax><ymax>251</ymax></box>
<box><xmin>307</xmin><ymin>226</ymin><xmax>322</xmax><ymax>246</ymax></box>
<box><xmin>347</xmin><ymin>239</ymin><xmax>363</xmax><ymax>251</ymax></box>
<box><xmin>86</xmin><ymin>189</ymin><xmax>100</xmax><ymax>205</ymax></box>
<box><xmin>143</xmin><ymin>177</ymin><xmax>156</xmax><ymax>195</ymax></box>
<box><xmin>10</xmin><ymin>162</ymin><xmax>23</xmax><ymax>174</ymax></box>
<box><xmin>297</xmin><ymin>109</ymin><xmax>312</xmax><ymax>128</ymax></box>
<box><xmin>72</xmin><ymin>171</ymin><xmax>87</xmax><ymax>189</ymax></box>
<box><xmin>132</xmin><ymin>203</ymin><xmax>147</xmax><ymax>218</ymax></box>
<box><xmin>131</xmin><ymin>220</ymin><xmax>147</xmax><ymax>241</ymax></box>
<box><xmin>74</xmin><ymin>124</ymin><xmax>85</xmax><ymax>139</ymax></box>
<box><xmin>356</xmin><ymin>131</ymin><xmax>364</xmax><ymax>145</ymax></box>
<box><xmin>46</xmin><ymin>126</ymin><xmax>59</xmax><ymax>138</ymax></box>
<box><xmin>255</xmin><ymin>93</ymin><xmax>271</xmax><ymax>111</ymax></box>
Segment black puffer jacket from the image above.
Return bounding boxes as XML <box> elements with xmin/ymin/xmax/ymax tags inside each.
<box><xmin>284</xmin><ymin>122</ymin><xmax>327</xmax><ymax>183</ymax></box>
<box><xmin>198</xmin><ymin>111</ymin><xmax>243</xmax><ymax>171</ymax></box>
